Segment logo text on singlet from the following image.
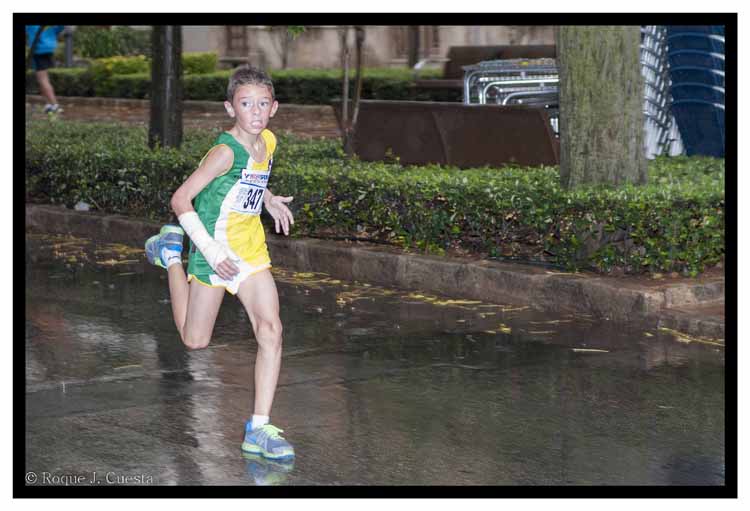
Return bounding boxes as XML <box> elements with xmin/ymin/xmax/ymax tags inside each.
<box><xmin>232</xmin><ymin>165</ymin><xmax>270</xmax><ymax>215</ymax></box>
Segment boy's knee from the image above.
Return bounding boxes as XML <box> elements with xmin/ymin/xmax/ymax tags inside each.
<box><xmin>256</xmin><ymin>318</ymin><xmax>283</xmax><ymax>348</ymax></box>
<box><xmin>182</xmin><ymin>331</ymin><xmax>211</xmax><ymax>350</ymax></box>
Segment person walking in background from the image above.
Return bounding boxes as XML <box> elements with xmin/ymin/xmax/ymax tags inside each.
<box><xmin>26</xmin><ymin>25</ymin><xmax>65</xmax><ymax>116</ymax></box>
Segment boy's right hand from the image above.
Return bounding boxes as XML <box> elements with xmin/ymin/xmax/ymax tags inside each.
<box><xmin>177</xmin><ymin>210</ymin><xmax>240</xmax><ymax>280</ymax></box>
<box><xmin>202</xmin><ymin>241</ymin><xmax>240</xmax><ymax>280</ymax></box>
<box><xmin>214</xmin><ymin>256</ymin><xmax>240</xmax><ymax>281</ymax></box>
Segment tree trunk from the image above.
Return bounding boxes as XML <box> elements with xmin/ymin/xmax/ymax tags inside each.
<box><xmin>281</xmin><ymin>32</ymin><xmax>290</xmax><ymax>69</ymax></box>
<box><xmin>339</xmin><ymin>27</ymin><xmax>350</xmax><ymax>128</ymax></box>
<box><xmin>344</xmin><ymin>26</ymin><xmax>365</xmax><ymax>157</ymax></box>
<box><xmin>407</xmin><ymin>26</ymin><xmax>420</xmax><ymax>68</ymax></box>
<box><xmin>351</xmin><ymin>26</ymin><xmax>365</xmax><ymax>128</ymax></box>
<box><xmin>274</xmin><ymin>26</ymin><xmax>291</xmax><ymax>69</ymax></box>
<box><xmin>340</xmin><ymin>27</ymin><xmax>353</xmax><ymax>155</ymax></box>
<box><xmin>149</xmin><ymin>25</ymin><xmax>183</xmax><ymax>149</ymax></box>
<box><xmin>557</xmin><ymin>26</ymin><xmax>647</xmax><ymax>189</ymax></box>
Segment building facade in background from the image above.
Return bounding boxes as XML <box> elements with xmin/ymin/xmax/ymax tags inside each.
<box><xmin>181</xmin><ymin>26</ymin><xmax>556</xmax><ymax>69</ymax></box>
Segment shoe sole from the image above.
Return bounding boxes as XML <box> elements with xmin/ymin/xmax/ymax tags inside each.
<box><xmin>144</xmin><ymin>234</ymin><xmax>167</xmax><ymax>269</ymax></box>
<box><xmin>145</xmin><ymin>225</ymin><xmax>184</xmax><ymax>269</ymax></box>
<box><xmin>241</xmin><ymin>442</ymin><xmax>295</xmax><ymax>461</ymax></box>
<box><xmin>242</xmin><ymin>451</ymin><xmax>295</xmax><ymax>471</ymax></box>
<box><xmin>160</xmin><ymin>224</ymin><xmax>184</xmax><ymax>237</ymax></box>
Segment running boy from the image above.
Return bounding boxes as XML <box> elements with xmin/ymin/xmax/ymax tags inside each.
<box><xmin>145</xmin><ymin>65</ymin><xmax>295</xmax><ymax>460</ymax></box>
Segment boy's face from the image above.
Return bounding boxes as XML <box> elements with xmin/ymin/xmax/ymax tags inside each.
<box><xmin>224</xmin><ymin>83</ymin><xmax>278</xmax><ymax>135</ymax></box>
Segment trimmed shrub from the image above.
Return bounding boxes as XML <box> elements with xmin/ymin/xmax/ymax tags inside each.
<box><xmin>182</xmin><ymin>71</ymin><xmax>232</xmax><ymax>101</ymax></box>
<box><xmin>28</xmin><ymin>67</ymin><xmax>460</xmax><ymax>103</ymax></box>
<box><xmin>25</xmin><ymin>121</ymin><xmax>723</xmax><ymax>275</ymax></box>
<box><xmin>26</xmin><ymin>67</ymin><xmax>96</xmax><ymax>97</ymax></box>
<box><xmin>25</xmin><ymin>121</ymin><xmax>213</xmax><ymax>220</ymax></box>
<box><xmin>90</xmin><ymin>55</ymin><xmax>150</xmax><ymax>76</ymax></box>
<box><xmin>87</xmin><ymin>56</ymin><xmax>150</xmax><ymax>97</ymax></box>
<box><xmin>103</xmin><ymin>73</ymin><xmax>152</xmax><ymax>99</ymax></box>
<box><xmin>74</xmin><ymin>26</ymin><xmax>152</xmax><ymax>59</ymax></box>
<box><xmin>183</xmin><ymin>52</ymin><xmax>218</xmax><ymax>75</ymax></box>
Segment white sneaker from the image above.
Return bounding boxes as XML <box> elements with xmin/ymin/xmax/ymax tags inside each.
<box><xmin>43</xmin><ymin>104</ymin><xmax>63</xmax><ymax>116</ymax></box>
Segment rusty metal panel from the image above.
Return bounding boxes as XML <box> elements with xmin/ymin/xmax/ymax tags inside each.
<box><xmin>351</xmin><ymin>100</ymin><xmax>559</xmax><ymax>168</ymax></box>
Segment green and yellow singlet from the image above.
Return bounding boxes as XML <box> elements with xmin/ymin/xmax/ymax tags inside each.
<box><xmin>187</xmin><ymin>129</ymin><xmax>276</xmax><ymax>294</ymax></box>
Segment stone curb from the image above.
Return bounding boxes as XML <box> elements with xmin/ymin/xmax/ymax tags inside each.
<box><xmin>25</xmin><ymin>204</ymin><xmax>724</xmax><ymax>338</ymax></box>
<box><xmin>656</xmin><ymin>303</ymin><xmax>725</xmax><ymax>340</ymax></box>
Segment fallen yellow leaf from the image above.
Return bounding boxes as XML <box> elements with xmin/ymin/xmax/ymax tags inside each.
<box><xmin>657</xmin><ymin>327</ymin><xmax>724</xmax><ymax>347</ymax></box>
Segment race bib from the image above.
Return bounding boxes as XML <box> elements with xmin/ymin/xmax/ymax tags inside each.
<box><xmin>232</xmin><ymin>163</ymin><xmax>270</xmax><ymax>215</ymax></box>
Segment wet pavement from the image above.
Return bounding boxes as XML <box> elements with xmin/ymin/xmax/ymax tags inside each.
<box><xmin>25</xmin><ymin>234</ymin><xmax>725</xmax><ymax>486</ymax></box>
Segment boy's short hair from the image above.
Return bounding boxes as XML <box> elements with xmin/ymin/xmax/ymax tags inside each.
<box><xmin>227</xmin><ymin>65</ymin><xmax>275</xmax><ymax>102</ymax></box>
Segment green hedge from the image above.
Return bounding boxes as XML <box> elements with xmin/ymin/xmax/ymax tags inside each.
<box><xmin>85</xmin><ymin>53</ymin><xmax>218</xmax><ymax>76</ymax></box>
<box><xmin>27</xmin><ymin>66</ymin><xmax>460</xmax><ymax>103</ymax></box>
<box><xmin>24</xmin><ymin>121</ymin><xmax>724</xmax><ymax>275</ymax></box>
<box><xmin>74</xmin><ymin>26</ymin><xmax>152</xmax><ymax>59</ymax></box>
<box><xmin>25</xmin><ymin>67</ymin><xmax>96</xmax><ymax>97</ymax></box>
<box><xmin>90</xmin><ymin>55</ymin><xmax>151</xmax><ymax>76</ymax></box>
<box><xmin>27</xmin><ymin>53</ymin><xmax>219</xmax><ymax>98</ymax></box>
<box><xmin>182</xmin><ymin>52</ymin><xmax>219</xmax><ymax>75</ymax></box>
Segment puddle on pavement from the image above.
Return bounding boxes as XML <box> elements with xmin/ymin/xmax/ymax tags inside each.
<box><xmin>25</xmin><ymin>233</ymin><xmax>725</xmax><ymax>485</ymax></box>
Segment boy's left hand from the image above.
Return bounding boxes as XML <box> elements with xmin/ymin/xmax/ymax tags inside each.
<box><xmin>265</xmin><ymin>195</ymin><xmax>295</xmax><ymax>235</ymax></box>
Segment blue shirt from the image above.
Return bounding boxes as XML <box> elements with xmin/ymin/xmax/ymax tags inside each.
<box><xmin>26</xmin><ymin>26</ymin><xmax>64</xmax><ymax>55</ymax></box>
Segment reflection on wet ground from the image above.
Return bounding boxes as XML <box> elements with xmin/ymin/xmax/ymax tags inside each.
<box><xmin>25</xmin><ymin>234</ymin><xmax>725</xmax><ymax>485</ymax></box>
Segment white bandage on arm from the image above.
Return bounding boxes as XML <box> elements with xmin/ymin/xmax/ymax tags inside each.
<box><xmin>178</xmin><ymin>211</ymin><xmax>231</xmax><ymax>271</ymax></box>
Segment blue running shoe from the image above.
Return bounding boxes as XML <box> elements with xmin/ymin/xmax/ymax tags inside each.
<box><xmin>243</xmin><ymin>452</ymin><xmax>295</xmax><ymax>486</ymax></box>
<box><xmin>145</xmin><ymin>224</ymin><xmax>184</xmax><ymax>269</ymax></box>
<box><xmin>241</xmin><ymin>423</ymin><xmax>295</xmax><ymax>461</ymax></box>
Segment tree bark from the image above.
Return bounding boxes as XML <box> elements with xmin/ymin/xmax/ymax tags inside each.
<box><xmin>407</xmin><ymin>26</ymin><xmax>420</xmax><ymax>68</ymax></box>
<box><xmin>344</xmin><ymin>26</ymin><xmax>365</xmax><ymax>157</ymax></box>
<box><xmin>557</xmin><ymin>26</ymin><xmax>647</xmax><ymax>189</ymax></box>
<box><xmin>338</xmin><ymin>26</ymin><xmax>366</xmax><ymax>157</ymax></box>
<box><xmin>281</xmin><ymin>31</ymin><xmax>290</xmax><ymax>69</ymax></box>
<box><xmin>339</xmin><ymin>27</ymin><xmax>350</xmax><ymax>136</ymax></box>
<box><xmin>351</xmin><ymin>26</ymin><xmax>365</xmax><ymax>128</ymax></box>
<box><xmin>340</xmin><ymin>26</ymin><xmax>357</xmax><ymax>156</ymax></box>
<box><xmin>149</xmin><ymin>25</ymin><xmax>183</xmax><ymax>149</ymax></box>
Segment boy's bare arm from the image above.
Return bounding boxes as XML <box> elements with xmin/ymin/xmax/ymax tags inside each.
<box><xmin>171</xmin><ymin>145</ymin><xmax>240</xmax><ymax>279</ymax></box>
<box><xmin>170</xmin><ymin>145</ymin><xmax>234</xmax><ymax>216</ymax></box>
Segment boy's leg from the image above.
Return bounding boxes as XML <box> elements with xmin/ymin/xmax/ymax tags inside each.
<box><xmin>180</xmin><ymin>279</ymin><xmax>226</xmax><ymax>350</ymax></box>
<box><xmin>146</xmin><ymin>224</ymin><xmax>224</xmax><ymax>349</ymax></box>
<box><xmin>237</xmin><ymin>269</ymin><xmax>294</xmax><ymax>460</ymax></box>
<box><xmin>236</xmin><ymin>269</ymin><xmax>283</xmax><ymax>416</ymax></box>
<box><xmin>167</xmin><ymin>263</ymin><xmax>190</xmax><ymax>335</ymax></box>
<box><xmin>166</xmin><ymin>264</ymin><xmax>225</xmax><ymax>349</ymax></box>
